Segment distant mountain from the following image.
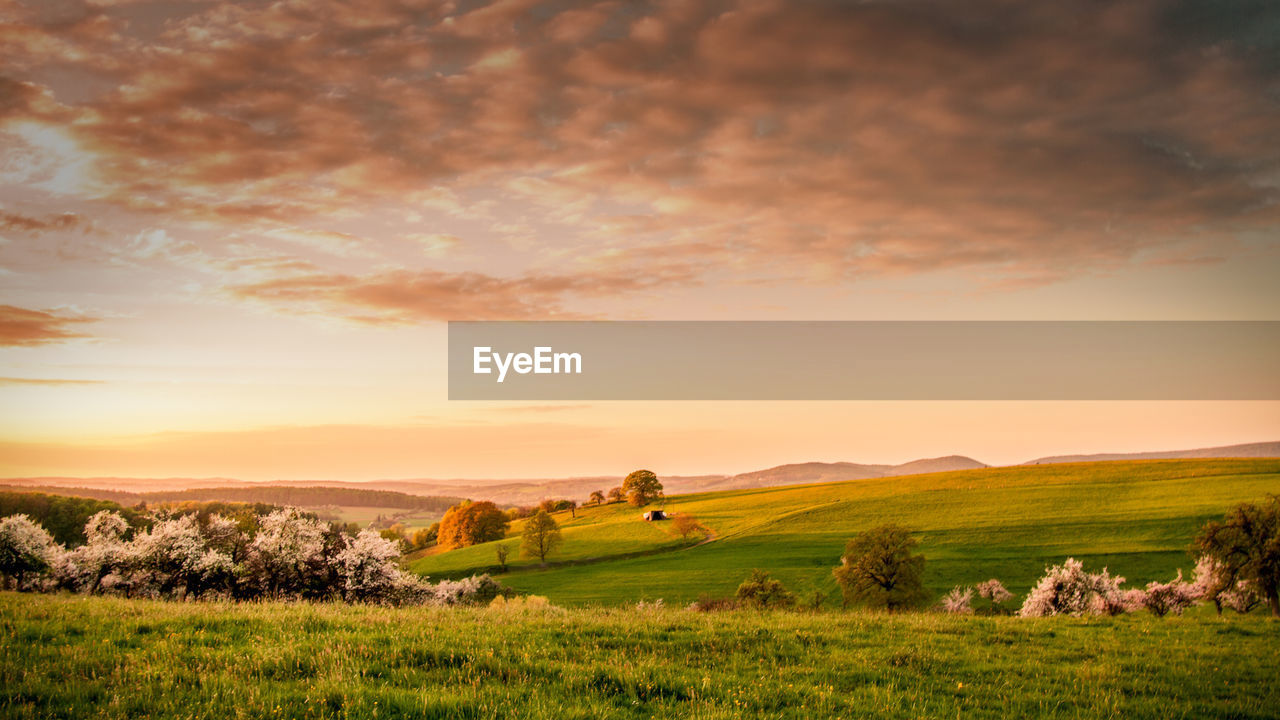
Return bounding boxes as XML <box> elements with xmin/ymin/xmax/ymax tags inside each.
<box><xmin>1023</xmin><ymin>441</ymin><xmax>1280</xmax><ymax>465</ymax></box>
<box><xmin>5</xmin><ymin>442</ymin><xmax>1273</xmax><ymax>508</ymax></box>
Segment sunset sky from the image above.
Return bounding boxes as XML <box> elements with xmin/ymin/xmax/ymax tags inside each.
<box><xmin>2</xmin><ymin>0</ymin><xmax>1278</xmax><ymax>481</ymax></box>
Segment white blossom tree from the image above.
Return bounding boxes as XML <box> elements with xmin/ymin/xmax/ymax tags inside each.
<box><xmin>0</xmin><ymin>514</ymin><xmax>62</xmax><ymax>590</ymax></box>
<box><xmin>337</xmin><ymin>529</ymin><xmax>404</xmax><ymax>602</ymax></box>
<box><xmin>248</xmin><ymin>508</ymin><xmax>327</xmax><ymax>598</ymax></box>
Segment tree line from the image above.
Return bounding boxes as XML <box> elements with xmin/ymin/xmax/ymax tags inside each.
<box><xmin>0</xmin><ymin>506</ymin><xmax>508</xmax><ymax>606</ymax></box>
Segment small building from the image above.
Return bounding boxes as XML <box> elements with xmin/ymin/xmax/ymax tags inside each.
<box><xmin>642</xmin><ymin>510</ymin><xmax>667</xmax><ymax>521</ymax></box>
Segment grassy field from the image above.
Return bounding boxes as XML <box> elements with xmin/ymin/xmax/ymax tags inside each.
<box><xmin>409</xmin><ymin>459</ymin><xmax>1280</xmax><ymax>607</ymax></box>
<box><xmin>3</xmin><ymin>593</ymin><xmax>1277</xmax><ymax>720</ymax></box>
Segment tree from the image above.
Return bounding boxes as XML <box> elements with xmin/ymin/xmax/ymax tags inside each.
<box><xmin>833</xmin><ymin>524</ymin><xmax>926</xmax><ymax>610</ymax></box>
<box><xmin>0</xmin><ymin>514</ymin><xmax>61</xmax><ymax>589</ymax></box>
<box><xmin>1017</xmin><ymin>557</ymin><xmax>1126</xmax><ymax>617</ymax></box>
<box><xmin>589</xmin><ymin>490</ymin><xmax>605</xmax><ymax>506</ymax></box>
<box><xmin>336</xmin><ymin>529</ymin><xmax>403</xmax><ymax>602</ymax></box>
<box><xmin>671</xmin><ymin>513</ymin><xmax>702</xmax><ymax>541</ymax></box>
<box><xmin>495</xmin><ymin>544</ymin><xmax>510</xmax><ymax>572</ymax></box>
<box><xmin>521</xmin><ymin>510</ymin><xmax>561</xmax><ymax>565</ymax></box>
<box><xmin>247</xmin><ymin>508</ymin><xmax>326</xmax><ymax>598</ymax></box>
<box><xmin>1193</xmin><ymin>496</ymin><xmax>1280</xmax><ymax>617</ymax></box>
<box><xmin>437</xmin><ymin>501</ymin><xmax>510</xmax><ymax>550</ymax></box>
<box><xmin>622</xmin><ymin>470</ymin><xmax>663</xmax><ymax>507</ymax></box>
<box><xmin>735</xmin><ymin>569</ymin><xmax>796</xmax><ymax>609</ymax></box>
<box><xmin>607</xmin><ymin>487</ymin><xmax>626</xmax><ymax>504</ymax></box>
<box><xmin>410</xmin><ymin>523</ymin><xmax>438</xmax><ymax>551</ymax></box>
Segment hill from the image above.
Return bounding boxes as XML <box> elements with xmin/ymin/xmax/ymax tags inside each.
<box><xmin>408</xmin><ymin>458</ymin><xmax>1280</xmax><ymax>607</ymax></box>
<box><xmin>1024</xmin><ymin>440</ymin><xmax>1280</xmax><ymax>464</ymax></box>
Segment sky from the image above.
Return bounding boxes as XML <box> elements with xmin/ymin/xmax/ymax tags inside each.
<box><xmin>1</xmin><ymin>0</ymin><xmax>1278</xmax><ymax>481</ymax></box>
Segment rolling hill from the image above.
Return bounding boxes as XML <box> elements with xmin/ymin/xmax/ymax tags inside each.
<box><xmin>408</xmin><ymin>458</ymin><xmax>1280</xmax><ymax>607</ymax></box>
<box><xmin>1024</xmin><ymin>440</ymin><xmax>1280</xmax><ymax>464</ymax></box>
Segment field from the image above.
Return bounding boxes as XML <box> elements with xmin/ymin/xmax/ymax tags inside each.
<box><xmin>409</xmin><ymin>459</ymin><xmax>1280</xmax><ymax>606</ymax></box>
<box><xmin>3</xmin><ymin>593</ymin><xmax>1278</xmax><ymax>720</ymax></box>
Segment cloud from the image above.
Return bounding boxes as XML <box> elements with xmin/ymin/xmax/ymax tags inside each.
<box><xmin>0</xmin><ymin>376</ymin><xmax>104</xmax><ymax>386</ymax></box>
<box><xmin>227</xmin><ymin>261</ymin><xmax>700</xmax><ymax>322</ymax></box>
<box><xmin>0</xmin><ymin>305</ymin><xmax>99</xmax><ymax>346</ymax></box>
<box><xmin>1</xmin><ymin>0</ymin><xmax>1278</xmax><ymax>292</ymax></box>
<box><xmin>0</xmin><ymin>210</ymin><xmax>81</xmax><ymax>235</ymax></box>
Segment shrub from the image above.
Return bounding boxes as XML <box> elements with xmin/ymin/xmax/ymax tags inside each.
<box><xmin>1139</xmin><ymin>570</ymin><xmax>1198</xmax><ymax>617</ymax></box>
<box><xmin>735</xmin><ymin>569</ymin><xmax>797</xmax><ymax>609</ymax></box>
<box><xmin>0</xmin><ymin>514</ymin><xmax>62</xmax><ymax>590</ymax></box>
<box><xmin>1018</xmin><ymin>558</ymin><xmax>1129</xmax><ymax>617</ymax></box>
<box><xmin>833</xmin><ymin>524</ymin><xmax>927</xmax><ymax>610</ymax></box>
<box><xmin>975</xmin><ymin>578</ymin><xmax>1013</xmax><ymax>610</ymax></box>
<box><xmin>940</xmin><ymin>586</ymin><xmax>974</xmax><ymax>614</ymax></box>
<box><xmin>671</xmin><ymin>513</ymin><xmax>702</xmax><ymax>541</ymax></box>
<box><xmin>1220</xmin><ymin>580</ymin><xmax>1264</xmax><ymax>614</ymax></box>
<box><xmin>337</xmin><ymin>529</ymin><xmax>404</xmax><ymax>602</ymax></box>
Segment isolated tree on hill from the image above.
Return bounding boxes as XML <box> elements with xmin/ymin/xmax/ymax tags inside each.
<box><xmin>607</xmin><ymin>487</ymin><xmax>626</xmax><ymax>504</ymax></box>
<box><xmin>672</xmin><ymin>513</ymin><xmax>702</xmax><ymax>541</ymax></box>
<box><xmin>623</xmin><ymin>470</ymin><xmax>663</xmax><ymax>507</ymax></box>
<box><xmin>437</xmin><ymin>501</ymin><xmax>510</xmax><ymax>550</ymax></box>
<box><xmin>0</xmin><ymin>514</ymin><xmax>61</xmax><ymax>590</ymax></box>
<box><xmin>1194</xmin><ymin>496</ymin><xmax>1280</xmax><ymax>616</ymax></box>
<box><xmin>521</xmin><ymin>510</ymin><xmax>562</xmax><ymax>565</ymax></box>
<box><xmin>589</xmin><ymin>490</ymin><xmax>605</xmax><ymax>506</ymax></box>
<box><xmin>833</xmin><ymin>524</ymin><xmax>926</xmax><ymax>610</ymax></box>
<box><xmin>495</xmin><ymin>544</ymin><xmax>510</xmax><ymax>572</ymax></box>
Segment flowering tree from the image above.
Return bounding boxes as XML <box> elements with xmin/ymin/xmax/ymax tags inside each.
<box><xmin>131</xmin><ymin>514</ymin><xmax>231</xmax><ymax>598</ymax></box>
<box><xmin>941</xmin><ymin>586</ymin><xmax>974</xmax><ymax>614</ymax></box>
<box><xmin>59</xmin><ymin>510</ymin><xmax>132</xmax><ymax>593</ymax></box>
<box><xmin>1018</xmin><ymin>558</ymin><xmax>1128</xmax><ymax>617</ymax></box>
<box><xmin>0</xmin><ymin>514</ymin><xmax>61</xmax><ymax>590</ymax></box>
<box><xmin>248</xmin><ymin>508</ymin><xmax>327</xmax><ymax>598</ymax></box>
<box><xmin>1138</xmin><ymin>570</ymin><xmax>1198</xmax><ymax>617</ymax></box>
<box><xmin>1194</xmin><ymin>497</ymin><xmax>1280</xmax><ymax>617</ymax></box>
<box><xmin>337</xmin><ymin>529</ymin><xmax>404</xmax><ymax>602</ymax></box>
<box><xmin>975</xmin><ymin>578</ymin><xmax>1013</xmax><ymax>612</ymax></box>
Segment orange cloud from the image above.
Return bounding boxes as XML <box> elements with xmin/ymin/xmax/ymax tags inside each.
<box><xmin>2</xmin><ymin>0</ymin><xmax>1277</xmax><ymax>293</ymax></box>
<box><xmin>0</xmin><ymin>305</ymin><xmax>98</xmax><ymax>347</ymax></box>
<box><xmin>228</xmin><ymin>262</ymin><xmax>701</xmax><ymax>322</ymax></box>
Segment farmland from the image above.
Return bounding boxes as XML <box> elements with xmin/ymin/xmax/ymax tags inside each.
<box><xmin>409</xmin><ymin>459</ymin><xmax>1280</xmax><ymax>606</ymax></box>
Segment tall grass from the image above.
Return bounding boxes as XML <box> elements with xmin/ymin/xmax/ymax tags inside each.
<box><xmin>3</xmin><ymin>593</ymin><xmax>1277</xmax><ymax>719</ymax></box>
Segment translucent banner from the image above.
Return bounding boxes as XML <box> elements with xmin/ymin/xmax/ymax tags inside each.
<box><xmin>448</xmin><ymin>321</ymin><xmax>1280</xmax><ymax>400</ymax></box>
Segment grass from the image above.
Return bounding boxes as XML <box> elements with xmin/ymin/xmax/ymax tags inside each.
<box><xmin>409</xmin><ymin>459</ymin><xmax>1280</xmax><ymax>606</ymax></box>
<box><xmin>3</xmin><ymin>592</ymin><xmax>1277</xmax><ymax>720</ymax></box>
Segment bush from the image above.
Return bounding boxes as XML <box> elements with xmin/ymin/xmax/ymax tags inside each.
<box><xmin>940</xmin><ymin>586</ymin><xmax>974</xmax><ymax>614</ymax></box>
<box><xmin>735</xmin><ymin>569</ymin><xmax>796</xmax><ymax>609</ymax></box>
<box><xmin>975</xmin><ymin>578</ymin><xmax>1013</xmax><ymax>613</ymax></box>
<box><xmin>1137</xmin><ymin>570</ymin><xmax>1198</xmax><ymax>617</ymax></box>
<box><xmin>0</xmin><ymin>514</ymin><xmax>61</xmax><ymax>590</ymax></box>
<box><xmin>1018</xmin><ymin>558</ymin><xmax>1129</xmax><ymax>617</ymax></box>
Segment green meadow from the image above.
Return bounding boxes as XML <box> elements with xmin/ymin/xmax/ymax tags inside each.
<box><xmin>3</xmin><ymin>593</ymin><xmax>1277</xmax><ymax>720</ymax></box>
<box><xmin>409</xmin><ymin>459</ymin><xmax>1280</xmax><ymax>606</ymax></box>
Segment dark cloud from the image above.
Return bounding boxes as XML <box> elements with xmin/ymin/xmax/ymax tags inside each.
<box><xmin>3</xmin><ymin>0</ymin><xmax>1279</xmax><ymax>291</ymax></box>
